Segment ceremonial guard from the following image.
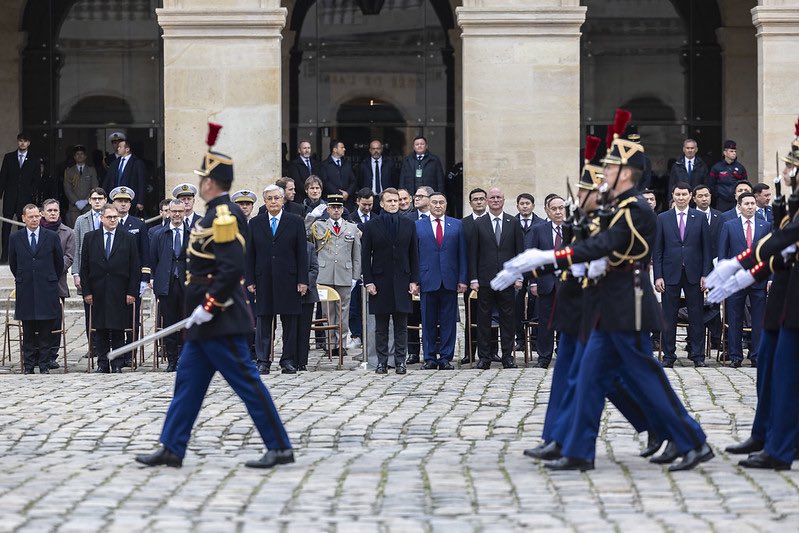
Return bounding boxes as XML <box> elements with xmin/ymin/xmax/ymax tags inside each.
<box><xmin>495</xmin><ymin>110</ymin><xmax>711</xmax><ymax>471</ymax></box>
<box><xmin>136</xmin><ymin>124</ymin><xmax>293</xmax><ymax>469</ymax></box>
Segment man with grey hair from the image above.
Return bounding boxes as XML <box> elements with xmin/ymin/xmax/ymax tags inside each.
<box><xmin>246</xmin><ymin>184</ymin><xmax>308</xmax><ymax>374</ymax></box>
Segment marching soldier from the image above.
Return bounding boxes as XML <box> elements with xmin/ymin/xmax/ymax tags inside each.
<box><xmin>136</xmin><ymin>123</ymin><xmax>293</xmax><ymax>469</ymax></box>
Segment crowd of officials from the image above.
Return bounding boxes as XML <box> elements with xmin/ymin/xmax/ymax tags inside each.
<box><xmin>0</xmin><ymin>130</ymin><xmax>776</xmax><ymax>374</ymax></box>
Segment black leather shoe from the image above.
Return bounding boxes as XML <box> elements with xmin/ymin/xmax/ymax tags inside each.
<box><xmin>535</xmin><ymin>360</ymin><xmax>549</xmax><ymax>369</ymax></box>
<box><xmin>640</xmin><ymin>434</ymin><xmax>664</xmax><ymax>458</ymax></box>
<box><xmin>669</xmin><ymin>443</ymin><xmax>714</xmax><ymax>471</ymax></box>
<box><xmin>406</xmin><ymin>355</ymin><xmax>420</xmax><ymax>364</ymax></box>
<box><xmin>693</xmin><ymin>360</ymin><xmax>707</xmax><ymax>368</ymax></box>
<box><xmin>422</xmin><ymin>361</ymin><xmax>438</xmax><ymax>370</ymax></box>
<box><xmin>39</xmin><ymin>368</ymin><xmax>50</xmax><ymax>374</ymax></box>
<box><xmin>460</xmin><ymin>356</ymin><xmax>472</xmax><ymax>365</ymax></box>
<box><xmin>524</xmin><ymin>441</ymin><xmax>561</xmax><ymax>460</ymax></box>
<box><xmin>725</xmin><ymin>437</ymin><xmax>764</xmax><ymax>455</ymax></box>
<box><xmin>439</xmin><ymin>362</ymin><xmax>455</xmax><ymax>370</ymax></box>
<box><xmin>256</xmin><ymin>362</ymin><xmax>270</xmax><ymax>375</ymax></box>
<box><xmin>281</xmin><ymin>364</ymin><xmax>297</xmax><ymax>374</ymax></box>
<box><xmin>245</xmin><ymin>449</ymin><xmax>295</xmax><ymax>469</ymax></box>
<box><xmin>375</xmin><ymin>364</ymin><xmax>388</xmax><ymax>374</ymax></box>
<box><xmin>503</xmin><ymin>360</ymin><xmax>518</xmax><ymax>369</ymax></box>
<box><xmin>135</xmin><ymin>446</ymin><xmax>183</xmax><ymax>468</ymax></box>
<box><xmin>23</xmin><ymin>368</ymin><xmax>35</xmax><ymax>375</ymax></box>
<box><xmin>48</xmin><ymin>361</ymin><xmax>60</xmax><ymax>369</ymax></box>
<box><xmin>661</xmin><ymin>360</ymin><xmax>675</xmax><ymax>368</ymax></box>
<box><xmin>514</xmin><ymin>341</ymin><xmax>525</xmax><ymax>351</ymax></box>
<box><xmin>475</xmin><ymin>359</ymin><xmax>491</xmax><ymax>370</ymax></box>
<box><xmin>395</xmin><ymin>364</ymin><xmax>407</xmax><ymax>375</ymax></box>
<box><xmin>731</xmin><ymin>360</ymin><xmax>742</xmax><ymax>368</ymax></box>
<box><xmin>739</xmin><ymin>451</ymin><xmax>790</xmax><ymax>470</ymax></box>
<box><xmin>298</xmin><ymin>365</ymin><xmax>307</xmax><ymax>371</ymax></box>
<box><xmin>165</xmin><ymin>362</ymin><xmax>177</xmax><ymax>372</ymax></box>
<box><xmin>490</xmin><ymin>354</ymin><xmax>502</xmax><ymax>363</ymax></box>
<box><xmin>94</xmin><ymin>367</ymin><xmax>110</xmax><ymax>374</ymax></box>
<box><xmin>650</xmin><ymin>441</ymin><xmax>679</xmax><ymax>464</ymax></box>
<box><xmin>544</xmin><ymin>456</ymin><xmax>594</xmax><ymax>471</ymax></box>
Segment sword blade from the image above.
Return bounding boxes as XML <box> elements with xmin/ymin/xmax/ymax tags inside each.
<box><xmin>106</xmin><ymin>317</ymin><xmax>191</xmax><ymax>361</ymax></box>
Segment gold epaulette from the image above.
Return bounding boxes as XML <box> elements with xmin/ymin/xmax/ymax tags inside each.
<box><xmin>213</xmin><ymin>205</ymin><xmax>237</xmax><ymax>243</ymax></box>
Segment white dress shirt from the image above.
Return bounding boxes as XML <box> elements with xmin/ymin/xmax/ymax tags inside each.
<box><xmin>430</xmin><ymin>215</ymin><xmax>445</xmax><ymax>237</ymax></box>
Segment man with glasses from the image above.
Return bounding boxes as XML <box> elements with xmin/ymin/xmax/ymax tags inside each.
<box><xmin>72</xmin><ymin>187</ymin><xmax>107</xmax><ymax>344</ymax></box>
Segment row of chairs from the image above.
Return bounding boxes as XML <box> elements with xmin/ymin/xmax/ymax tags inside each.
<box><xmin>2</xmin><ymin>290</ymin><xmax>68</xmax><ymax>370</ymax></box>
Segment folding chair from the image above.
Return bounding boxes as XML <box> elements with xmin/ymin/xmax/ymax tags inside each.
<box><xmin>407</xmin><ymin>293</ymin><xmax>423</xmax><ymax>359</ymax></box>
<box><xmin>51</xmin><ymin>299</ymin><xmax>68</xmax><ymax>372</ymax></box>
<box><xmin>2</xmin><ymin>290</ymin><xmax>22</xmax><ymax>366</ymax></box>
<box><xmin>87</xmin><ymin>303</ymin><xmax>138</xmax><ymax>371</ymax></box>
<box><xmin>310</xmin><ymin>284</ymin><xmax>344</xmax><ymax>368</ymax></box>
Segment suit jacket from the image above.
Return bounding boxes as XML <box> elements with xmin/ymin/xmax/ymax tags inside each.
<box><xmin>318</xmin><ymin>156</ymin><xmax>356</xmax><ymax>204</ymax></box>
<box><xmin>9</xmin><ymin>228</ymin><xmax>63</xmax><ymax>320</ymax></box>
<box><xmin>184</xmin><ymin>212</ymin><xmax>203</xmax><ymax>230</ymax></box>
<box><xmin>667</xmin><ymin>157</ymin><xmax>709</xmax><ymax>203</ymax></box>
<box><xmin>149</xmin><ymin>224</ymin><xmax>188</xmax><ymax>297</ymax></box>
<box><xmin>720</xmin><ymin>207</ymin><xmax>766</xmax><ymax>223</ymax></box>
<box><xmin>287</xmin><ymin>156</ymin><xmax>320</xmax><ymax>203</ymax></box>
<box><xmin>303</xmin><ymin>242</ymin><xmax>320</xmax><ymax>305</ymax></box>
<box><xmin>757</xmin><ymin>205</ymin><xmax>773</xmax><ymax>224</ymax></box>
<box><xmin>718</xmin><ymin>217</ymin><xmax>772</xmax><ymax>289</ymax></box>
<box><xmin>79</xmin><ymin>229</ymin><xmax>140</xmax><ymax>330</ymax></box>
<box><xmin>119</xmin><ymin>215</ymin><xmax>151</xmax><ymax>282</ymax></box>
<box><xmin>361</xmin><ymin>212</ymin><xmax>420</xmax><ymax>314</ymax></box>
<box><xmin>357</xmin><ymin>157</ymin><xmax>397</xmax><ymax>195</ymax></box>
<box><xmin>63</xmin><ymin>164</ymin><xmax>99</xmax><ymax>223</ymax></box>
<box><xmin>348</xmin><ymin>209</ymin><xmax>373</xmax><ymax>231</ymax></box>
<box><xmin>246</xmin><ymin>212</ymin><xmax>309</xmax><ymax>316</ymax></box>
<box><xmin>461</xmin><ymin>213</ymin><xmax>484</xmax><ymax>248</ymax></box>
<box><xmin>398</xmin><ymin>151</ymin><xmax>444</xmax><ymax>194</ymax></box>
<box><xmin>695</xmin><ymin>208</ymin><xmax>723</xmax><ymax>256</ymax></box>
<box><xmin>53</xmin><ymin>223</ymin><xmax>75</xmax><ymax>298</ymax></box>
<box><xmin>416</xmin><ymin>215</ymin><xmax>467</xmax><ymax>292</ymax></box>
<box><xmin>517</xmin><ymin>213</ymin><xmax>545</xmax><ymax>249</ymax></box>
<box><xmin>653</xmin><ymin>208</ymin><xmax>712</xmax><ymax>285</ymax></box>
<box><xmin>308</xmin><ymin>216</ymin><xmax>361</xmax><ymax>286</ymax></box>
<box><xmin>102</xmin><ymin>154</ymin><xmax>147</xmax><ymax>205</ymax></box>
<box><xmin>0</xmin><ymin>150</ymin><xmax>41</xmax><ymax>216</ymax></box>
<box><xmin>528</xmin><ymin>221</ymin><xmax>564</xmax><ymax>295</ymax></box>
<box><xmin>72</xmin><ymin>209</ymin><xmax>103</xmax><ymax>278</ymax></box>
<box><xmin>468</xmin><ymin>212</ymin><xmax>524</xmax><ymax>285</ymax></box>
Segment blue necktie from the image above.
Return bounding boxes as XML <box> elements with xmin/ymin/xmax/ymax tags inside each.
<box><xmin>30</xmin><ymin>232</ymin><xmax>37</xmax><ymax>253</ymax></box>
<box><xmin>173</xmin><ymin>228</ymin><xmax>182</xmax><ymax>277</ymax></box>
<box><xmin>270</xmin><ymin>217</ymin><xmax>277</xmax><ymax>235</ymax></box>
<box><xmin>117</xmin><ymin>157</ymin><xmax>125</xmax><ymax>186</ymax></box>
<box><xmin>105</xmin><ymin>232</ymin><xmax>112</xmax><ymax>258</ymax></box>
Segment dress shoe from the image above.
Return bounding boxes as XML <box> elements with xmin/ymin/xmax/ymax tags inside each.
<box><xmin>535</xmin><ymin>360</ymin><xmax>549</xmax><ymax>369</ymax></box>
<box><xmin>739</xmin><ymin>451</ymin><xmax>790</xmax><ymax>470</ymax></box>
<box><xmin>669</xmin><ymin>443</ymin><xmax>714</xmax><ymax>472</ymax></box>
<box><xmin>650</xmin><ymin>441</ymin><xmax>679</xmax><ymax>464</ymax></box>
<box><xmin>460</xmin><ymin>356</ymin><xmax>473</xmax><ymax>365</ymax></box>
<box><xmin>490</xmin><ymin>354</ymin><xmax>502</xmax><ymax>363</ymax></box>
<box><xmin>256</xmin><ymin>362</ymin><xmax>271</xmax><ymax>375</ymax></box>
<box><xmin>395</xmin><ymin>364</ymin><xmax>407</xmax><ymax>375</ymax></box>
<box><xmin>439</xmin><ymin>362</ymin><xmax>455</xmax><ymax>370</ymax></box>
<box><xmin>281</xmin><ymin>364</ymin><xmax>297</xmax><ymax>374</ymax></box>
<box><xmin>661</xmin><ymin>360</ymin><xmax>675</xmax><ymax>369</ymax></box>
<box><xmin>422</xmin><ymin>361</ymin><xmax>438</xmax><ymax>370</ymax></box>
<box><xmin>524</xmin><ymin>441</ymin><xmax>561</xmax><ymax>460</ymax></box>
<box><xmin>406</xmin><ymin>354</ymin><xmax>420</xmax><ymax>364</ymax></box>
<box><xmin>245</xmin><ymin>449</ymin><xmax>295</xmax><ymax>469</ymax></box>
<box><xmin>135</xmin><ymin>446</ymin><xmax>183</xmax><ymax>468</ymax></box>
<box><xmin>94</xmin><ymin>367</ymin><xmax>110</xmax><ymax>374</ymax></box>
<box><xmin>375</xmin><ymin>364</ymin><xmax>388</xmax><ymax>374</ymax></box>
<box><xmin>503</xmin><ymin>359</ymin><xmax>518</xmax><ymax>369</ymax></box>
<box><xmin>475</xmin><ymin>359</ymin><xmax>491</xmax><ymax>370</ymax></box>
<box><xmin>544</xmin><ymin>456</ymin><xmax>594</xmax><ymax>471</ymax></box>
<box><xmin>693</xmin><ymin>360</ymin><xmax>707</xmax><ymax>368</ymax></box>
<box><xmin>640</xmin><ymin>434</ymin><xmax>664</xmax><ymax>458</ymax></box>
<box><xmin>165</xmin><ymin>362</ymin><xmax>177</xmax><ymax>372</ymax></box>
<box><xmin>39</xmin><ymin>368</ymin><xmax>50</xmax><ymax>374</ymax></box>
<box><xmin>725</xmin><ymin>436</ymin><xmax>764</xmax><ymax>455</ymax></box>
<box><xmin>48</xmin><ymin>360</ymin><xmax>60</xmax><ymax>369</ymax></box>
<box><xmin>298</xmin><ymin>365</ymin><xmax>307</xmax><ymax>371</ymax></box>
<box><xmin>731</xmin><ymin>360</ymin><xmax>742</xmax><ymax>368</ymax></box>
<box><xmin>23</xmin><ymin>368</ymin><xmax>35</xmax><ymax>375</ymax></box>
<box><xmin>750</xmin><ymin>359</ymin><xmax>758</xmax><ymax>368</ymax></box>
<box><xmin>514</xmin><ymin>341</ymin><xmax>525</xmax><ymax>352</ymax></box>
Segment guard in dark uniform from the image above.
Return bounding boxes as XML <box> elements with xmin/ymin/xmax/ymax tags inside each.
<box><xmin>136</xmin><ymin>124</ymin><xmax>292</xmax><ymax>469</ymax></box>
<box><xmin>708</xmin><ymin>140</ymin><xmax>748</xmax><ymax>212</ymax></box>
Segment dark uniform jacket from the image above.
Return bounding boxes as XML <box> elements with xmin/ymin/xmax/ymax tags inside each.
<box><xmin>9</xmin><ymin>227</ymin><xmax>63</xmax><ymax>321</ymax></box>
<box><xmin>399</xmin><ymin>151</ymin><xmax>444</xmax><ymax>194</ymax></box>
<box><xmin>0</xmin><ymin>150</ymin><xmax>41</xmax><ymax>217</ymax></box>
<box><xmin>708</xmin><ymin>159</ymin><xmax>748</xmax><ymax>211</ymax></box>
<box><xmin>119</xmin><ymin>214</ymin><xmax>151</xmax><ymax>282</ymax></box>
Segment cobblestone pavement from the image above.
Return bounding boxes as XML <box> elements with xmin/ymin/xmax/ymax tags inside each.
<box><xmin>1</xmin><ymin>365</ymin><xmax>798</xmax><ymax>532</ymax></box>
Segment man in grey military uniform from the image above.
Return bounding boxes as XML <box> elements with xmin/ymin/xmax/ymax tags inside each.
<box><xmin>306</xmin><ymin>194</ymin><xmax>361</xmax><ymax>359</ymax></box>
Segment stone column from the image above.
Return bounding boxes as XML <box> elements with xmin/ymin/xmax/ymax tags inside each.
<box><xmin>0</xmin><ymin>1</ymin><xmax>23</xmax><ymax>150</ymax></box>
<box><xmin>752</xmin><ymin>2</ymin><xmax>799</xmax><ymax>183</ymax></box>
<box><xmin>157</xmin><ymin>0</ymin><xmax>287</xmax><ymax>205</ymax></box>
<box><xmin>456</xmin><ymin>1</ymin><xmax>586</xmax><ymax>214</ymax></box>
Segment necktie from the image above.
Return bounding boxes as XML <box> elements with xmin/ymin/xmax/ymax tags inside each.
<box><xmin>30</xmin><ymin>232</ymin><xmax>37</xmax><ymax>253</ymax></box>
<box><xmin>705</xmin><ymin>210</ymin><xmax>711</xmax><ymax>224</ymax></box>
<box><xmin>374</xmin><ymin>160</ymin><xmax>381</xmax><ymax>194</ymax></box>
<box><xmin>745</xmin><ymin>220</ymin><xmax>752</xmax><ymax>248</ymax></box>
<box><xmin>105</xmin><ymin>232</ymin><xmax>112</xmax><ymax>258</ymax></box>
<box><xmin>305</xmin><ymin>158</ymin><xmax>311</xmax><ymax>172</ymax></box>
<box><xmin>362</xmin><ymin>214</ymin><xmax>368</xmax><ymax>224</ymax></box>
<box><xmin>78</xmin><ymin>165</ymin><xmax>83</xmax><ymax>176</ymax></box>
<box><xmin>435</xmin><ymin>218</ymin><xmax>443</xmax><ymax>247</ymax></box>
<box><xmin>417</xmin><ymin>155</ymin><xmax>423</xmax><ymax>162</ymax></box>
<box><xmin>494</xmin><ymin>217</ymin><xmax>501</xmax><ymax>245</ymax></box>
<box><xmin>757</xmin><ymin>208</ymin><xmax>764</xmax><ymax>220</ymax></box>
<box><xmin>270</xmin><ymin>216</ymin><xmax>278</xmax><ymax>235</ymax></box>
<box><xmin>336</xmin><ymin>159</ymin><xmax>341</xmax><ymax>167</ymax></box>
<box><xmin>173</xmin><ymin>228</ymin><xmax>181</xmax><ymax>257</ymax></box>
<box><xmin>184</xmin><ymin>217</ymin><xmax>190</xmax><ymax>231</ymax></box>
<box><xmin>117</xmin><ymin>157</ymin><xmax>126</xmax><ymax>186</ymax></box>
<box><xmin>94</xmin><ymin>212</ymin><xmax>100</xmax><ymax>230</ymax></box>
<box><xmin>523</xmin><ymin>219</ymin><xmax>529</xmax><ymax>230</ymax></box>
<box><xmin>678</xmin><ymin>212</ymin><xmax>685</xmax><ymax>241</ymax></box>
<box><xmin>554</xmin><ymin>225</ymin><xmax>562</xmax><ymax>249</ymax></box>
<box><xmin>687</xmin><ymin>160</ymin><xmax>693</xmax><ymax>177</ymax></box>
<box><xmin>334</xmin><ymin>221</ymin><xmax>340</xmax><ymax>235</ymax></box>
<box><xmin>18</xmin><ymin>153</ymin><xmax>24</xmax><ymax>167</ymax></box>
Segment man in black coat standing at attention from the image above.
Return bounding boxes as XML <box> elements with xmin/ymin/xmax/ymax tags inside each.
<box><xmin>286</xmin><ymin>140</ymin><xmax>319</xmax><ymax>205</ymax></box>
<box><xmin>80</xmin><ymin>204</ymin><xmax>140</xmax><ymax>373</ymax></box>
<box><xmin>399</xmin><ymin>135</ymin><xmax>444</xmax><ymax>195</ymax></box>
<box><xmin>361</xmin><ymin>187</ymin><xmax>420</xmax><ymax>374</ymax></box>
<box><xmin>9</xmin><ymin>204</ymin><xmax>64</xmax><ymax>374</ymax></box>
<box><xmin>469</xmin><ymin>186</ymin><xmax>524</xmax><ymax>370</ymax></box>
<box><xmin>246</xmin><ymin>184</ymin><xmax>308</xmax><ymax>375</ymax></box>
<box><xmin>0</xmin><ymin>132</ymin><xmax>41</xmax><ymax>263</ymax></box>
<box><xmin>357</xmin><ymin>140</ymin><xmax>396</xmax><ymax>207</ymax></box>
<box><xmin>319</xmin><ymin>139</ymin><xmax>356</xmax><ymax>210</ymax></box>
<box><xmin>102</xmin><ymin>140</ymin><xmax>147</xmax><ymax>214</ymax></box>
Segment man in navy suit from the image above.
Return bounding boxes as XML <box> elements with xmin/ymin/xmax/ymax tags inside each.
<box><xmin>318</xmin><ymin>140</ymin><xmax>356</xmax><ymax>209</ymax></box>
<box><xmin>527</xmin><ymin>194</ymin><xmax>567</xmax><ymax>368</ymax></box>
<box><xmin>286</xmin><ymin>140</ymin><xmax>319</xmax><ymax>205</ymax></box>
<box><xmin>102</xmin><ymin>140</ymin><xmax>147</xmax><ymax>214</ymax></box>
<box><xmin>752</xmin><ymin>182</ymin><xmax>773</xmax><ymax>224</ymax></box>
<box><xmin>9</xmin><ymin>204</ymin><xmax>64</xmax><ymax>374</ymax></box>
<box><xmin>720</xmin><ymin>181</ymin><xmax>753</xmax><ymax>222</ymax></box>
<box><xmin>415</xmin><ymin>192</ymin><xmax>467</xmax><ymax>370</ymax></box>
<box><xmin>654</xmin><ymin>182</ymin><xmax>713</xmax><ymax>367</ymax></box>
<box><xmin>692</xmin><ymin>184</ymin><xmax>723</xmax><ymax>254</ymax></box>
<box><xmin>718</xmin><ymin>192</ymin><xmax>771</xmax><ymax>367</ymax></box>
<box><xmin>357</xmin><ymin>140</ymin><xmax>396</xmax><ymax>213</ymax></box>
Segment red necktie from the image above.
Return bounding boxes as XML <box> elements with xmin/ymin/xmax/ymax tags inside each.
<box><xmin>435</xmin><ymin>218</ymin><xmax>443</xmax><ymax>247</ymax></box>
<box><xmin>745</xmin><ymin>220</ymin><xmax>752</xmax><ymax>248</ymax></box>
<box><xmin>334</xmin><ymin>221</ymin><xmax>340</xmax><ymax>235</ymax></box>
<box><xmin>554</xmin><ymin>225</ymin><xmax>562</xmax><ymax>249</ymax></box>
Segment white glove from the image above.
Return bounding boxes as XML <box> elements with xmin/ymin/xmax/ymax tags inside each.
<box><xmin>75</xmin><ymin>199</ymin><xmax>88</xmax><ymax>210</ymax></box>
<box><xmin>705</xmin><ymin>257</ymin><xmax>743</xmax><ymax>289</ymax></box>
<box><xmin>570</xmin><ymin>263</ymin><xmax>587</xmax><ymax>278</ymax></box>
<box><xmin>310</xmin><ymin>204</ymin><xmax>327</xmax><ymax>218</ymax></box>
<box><xmin>587</xmin><ymin>258</ymin><xmax>608</xmax><ymax>280</ymax></box>
<box><xmin>186</xmin><ymin>305</ymin><xmax>214</xmax><ymax>328</ymax></box>
<box><xmin>503</xmin><ymin>249</ymin><xmax>556</xmax><ymax>273</ymax></box>
<box><xmin>490</xmin><ymin>268</ymin><xmax>521</xmax><ymax>291</ymax></box>
<box><xmin>781</xmin><ymin>244</ymin><xmax>797</xmax><ymax>262</ymax></box>
<box><xmin>707</xmin><ymin>269</ymin><xmax>756</xmax><ymax>304</ymax></box>
<box><xmin>139</xmin><ymin>281</ymin><xmax>148</xmax><ymax>297</ymax></box>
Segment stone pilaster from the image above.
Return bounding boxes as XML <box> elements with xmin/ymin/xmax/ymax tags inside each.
<box><xmin>456</xmin><ymin>1</ymin><xmax>586</xmax><ymax>214</ymax></box>
<box><xmin>0</xmin><ymin>1</ymin><xmax>23</xmax><ymax>149</ymax></box>
<box><xmin>157</xmin><ymin>1</ymin><xmax>287</xmax><ymax>205</ymax></box>
<box><xmin>752</xmin><ymin>3</ymin><xmax>799</xmax><ymax>182</ymax></box>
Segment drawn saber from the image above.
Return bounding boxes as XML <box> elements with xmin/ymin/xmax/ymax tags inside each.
<box><xmin>107</xmin><ymin>317</ymin><xmax>191</xmax><ymax>361</ymax></box>
<box><xmin>0</xmin><ymin>214</ymin><xmax>26</xmax><ymax>227</ymax></box>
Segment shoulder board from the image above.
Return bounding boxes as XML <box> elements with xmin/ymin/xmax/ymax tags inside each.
<box><xmin>212</xmin><ymin>205</ymin><xmax>238</xmax><ymax>243</ymax></box>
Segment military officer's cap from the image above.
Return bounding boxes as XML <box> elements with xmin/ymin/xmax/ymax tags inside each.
<box><xmin>578</xmin><ymin>135</ymin><xmax>604</xmax><ymax>190</ymax></box>
<box><xmin>72</xmin><ymin>144</ymin><xmax>86</xmax><ymax>154</ymax></box>
<box><xmin>109</xmin><ymin>186</ymin><xmax>135</xmax><ymax>201</ymax></box>
<box><xmin>781</xmin><ymin>116</ymin><xmax>799</xmax><ymax>167</ymax></box>
<box><xmin>601</xmin><ymin>109</ymin><xmax>647</xmax><ymax>170</ymax></box>
<box><xmin>108</xmin><ymin>131</ymin><xmax>126</xmax><ymax>142</ymax></box>
<box><xmin>723</xmin><ymin>139</ymin><xmax>737</xmax><ymax>150</ymax></box>
<box><xmin>625</xmin><ymin>125</ymin><xmax>641</xmax><ymax>143</ymax></box>
<box><xmin>172</xmin><ymin>183</ymin><xmax>198</xmax><ymax>198</ymax></box>
<box><xmin>232</xmin><ymin>190</ymin><xmax>257</xmax><ymax>204</ymax></box>
<box><xmin>326</xmin><ymin>194</ymin><xmax>344</xmax><ymax>207</ymax></box>
<box><xmin>194</xmin><ymin>123</ymin><xmax>234</xmax><ymax>187</ymax></box>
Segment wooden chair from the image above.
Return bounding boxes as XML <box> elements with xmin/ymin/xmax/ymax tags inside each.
<box><xmin>152</xmin><ymin>298</ymin><xmax>165</xmax><ymax>369</ymax></box>
<box><xmin>407</xmin><ymin>293</ymin><xmax>423</xmax><ymax>359</ymax></box>
<box><xmin>310</xmin><ymin>284</ymin><xmax>344</xmax><ymax>368</ymax></box>
<box><xmin>2</xmin><ymin>289</ymin><xmax>22</xmax><ymax>366</ymax></box>
<box><xmin>87</xmin><ymin>303</ymin><xmax>139</xmax><ymax>371</ymax></box>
